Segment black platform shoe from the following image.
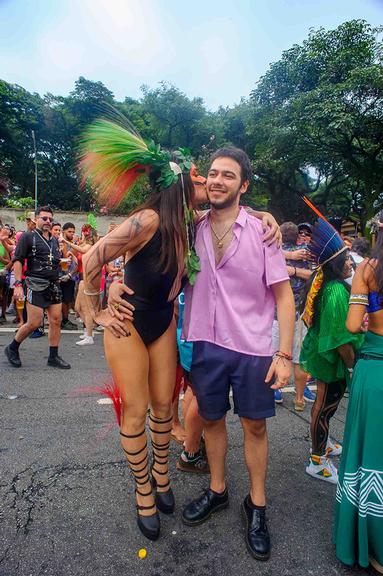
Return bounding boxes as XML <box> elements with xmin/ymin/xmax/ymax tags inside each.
<box><xmin>149</xmin><ymin>412</ymin><xmax>176</xmax><ymax>515</ymax></box>
<box><xmin>241</xmin><ymin>496</ymin><xmax>270</xmax><ymax>561</ymax></box>
<box><xmin>136</xmin><ymin>489</ymin><xmax>160</xmax><ymax>541</ymax></box>
<box><xmin>151</xmin><ymin>467</ymin><xmax>175</xmax><ymax>514</ymax></box>
<box><xmin>182</xmin><ymin>487</ymin><xmax>229</xmax><ymax>526</ymax></box>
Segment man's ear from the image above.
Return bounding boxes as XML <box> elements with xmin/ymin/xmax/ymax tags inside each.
<box><xmin>240</xmin><ymin>180</ymin><xmax>249</xmax><ymax>194</ymax></box>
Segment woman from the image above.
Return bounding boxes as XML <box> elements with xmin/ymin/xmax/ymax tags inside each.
<box><xmin>0</xmin><ymin>226</ymin><xmax>11</xmax><ymax>323</ymax></box>
<box><xmin>334</xmin><ymin>212</ymin><xmax>383</xmax><ymax>573</ymax></box>
<box><xmin>63</xmin><ymin>225</ymin><xmax>98</xmax><ymax>344</ymax></box>
<box><xmin>300</xmin><ymin>217</ymin><xmax>364</xmax><ymax>484</ymax></box>
<box><xmin>80</xmin><ymin>117</ymin><xmax>279</xmax><ymax>541</ymax></box>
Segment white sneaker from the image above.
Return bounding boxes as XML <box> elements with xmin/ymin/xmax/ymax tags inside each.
<box><xmin>326</xmin><ymin>438</ymin><xmax>342</xmax><ymax>457</ymax></box>
<box><xmin>305</xmin><ymin>454</ymin><xmax>338</xmax><ymax>484</ymax></box>
<box><xmin>79</xmin><ymin>332</ymin><xmax>93</xmax><ymax>340</ymax></box>
<box><xmin>76</xmin><ymin>336</ymin><xmax>94</xmax><ymax>346</ymax></box>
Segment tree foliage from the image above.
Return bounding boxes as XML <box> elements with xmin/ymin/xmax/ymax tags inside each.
<box><xmin>248</xmin><ymin>19</ymin><xmax>383</xmax><ymax>227</ymax></box>
<box><xmin>0</xmin><ymin>20</ymin><xmax>382</xmax><ymax>228</ymax></box>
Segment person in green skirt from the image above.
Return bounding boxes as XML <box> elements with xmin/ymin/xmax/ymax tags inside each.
<box><xmin>300</xmin><ymin>217</ymin><xmax>364</xmax><ymax>484</ymax></box>
<box><xmin>334</xmin><ymin>211</ymin><xmax>383</xmax><ymax>573</ymax></box>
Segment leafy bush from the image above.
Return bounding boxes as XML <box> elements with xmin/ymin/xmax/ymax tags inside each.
<box><xmin>6</xmin><ymin>196</ymin><xmax>35</xmax><ymax>209</ymax></box>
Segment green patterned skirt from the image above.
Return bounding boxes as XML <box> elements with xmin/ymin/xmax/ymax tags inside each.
<box><xmin>334</xmin><ymin>331</ymin><xmax>383</xmax><ymax>568</ymax></box>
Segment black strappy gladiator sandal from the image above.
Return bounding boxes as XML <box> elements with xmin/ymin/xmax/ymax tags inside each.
<box><xmin>120</xmin><ymin>429</ymin><xmax>160</xmax><ymax>541</ymax></box>
<box><xmin>149</xmin><ymin>414</ymin><xmax>175</xmax><ymax>515</ymax></box>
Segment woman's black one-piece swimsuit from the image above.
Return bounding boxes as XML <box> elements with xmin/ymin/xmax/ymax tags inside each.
<box><xmin>122</xmin><ymin>229</ymin><xmax>180</xmax><ymax>345</ymax></box>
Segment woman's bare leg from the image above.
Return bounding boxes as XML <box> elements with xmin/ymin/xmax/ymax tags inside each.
<box><xmin>75</xmin><ymin>282</ymin><xmax>93</xmax><ymax>336</ymax></box>
<box><xmin>148</xmin><ymin>319</ymin><xmax>177</xmax><ymax>493</ymax></box>
<box><xmin>104</xmin><ymin>323</ymin><xmax>154</xmax><ymax>515</ymax></box>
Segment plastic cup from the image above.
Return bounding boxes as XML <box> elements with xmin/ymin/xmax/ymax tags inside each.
<box><xmin>16</xmin><ymin>298</ymin><xmax>25</xmax><ymax>311</ymax></box>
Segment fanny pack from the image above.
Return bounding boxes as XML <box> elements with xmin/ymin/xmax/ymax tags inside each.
<box><xmin>25</xmin><ymin>277</ymin><xmax>51</xmax><ymax>292</ymax></box>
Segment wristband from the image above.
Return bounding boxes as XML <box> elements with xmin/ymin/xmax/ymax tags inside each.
<box><xmin>83</xmin><ymin>289</ymin><xmax>102</xmax><ymax>296</ymax></box>
<box><xmin>274</xmin><ymin>351</ymin><xmax>293</xmax><ymax>361</ymax></box>
<box><xmin>14</xmin><ymin>281</ymin><xmax>22</xmax><ymax>287</ymax></box>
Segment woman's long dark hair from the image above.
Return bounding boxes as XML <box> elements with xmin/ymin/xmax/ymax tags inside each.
<box><xmin>300</xmin><ymin>250</ymin><xmax>350</xmax><ymax>322</ymax></box>
<box><xmin>130</xmin><ymin>167</ymin><xmax>195</xmax><ymax>273</ymax></box>
<box><xmin>370</xmin><ymin>214</ymin><xmax>383</xmax><ymax>294</ymax></box>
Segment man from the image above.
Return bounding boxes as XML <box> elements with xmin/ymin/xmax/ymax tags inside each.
<box><xmin>297</xmin><ymin>222</ymin><xmax>312</xmax><ymax>245</ymax></box>
<box><xmin>4</xmin><ymin>205</ymin><xmax>71</xmax><ymax>369</ymax></box>
<box><xmin>22</xmin><ymin>211</ymin><xmax>46</xmax><ymax>338</ymax></box>
<box><xmin>60</xmin><ymin>222</ymin><xmax>78</xmax><ymax>330</ymax></box>
<box><xmin>182</xmin><ymin>147</ymin><xmax>295</xmax><ymax>561</ymax></box>
<box><xmin>273</xmin><ymin>222</ymin><xmax>314</xmax><ymax>409</ymax></box>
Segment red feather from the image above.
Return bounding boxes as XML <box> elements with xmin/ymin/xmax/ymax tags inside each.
<box><xmin>79</xmin><ymin>153</ymin><xmax>145</xmax><ymax>210</ymax></box>
<box><xmin>302</xmin><ymin>196</ymin><xmax>336</xmax><ymax>229</ymax></box>
<box><xmin>94</xmin><ymin>380</ymin><xmax>122</xmax><ymax>426</ymax></box>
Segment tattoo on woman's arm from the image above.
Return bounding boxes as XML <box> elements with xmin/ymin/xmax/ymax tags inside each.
<box><xmin>86</xmin><ymin>214</ymin><xmax>144</xmax><ymax>285</ymax></box>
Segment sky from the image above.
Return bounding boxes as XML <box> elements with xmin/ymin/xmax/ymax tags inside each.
<box><xmin>0</xmin><ymin>0</ymin><xmax>382</xmax><ymax>110</ymax></box>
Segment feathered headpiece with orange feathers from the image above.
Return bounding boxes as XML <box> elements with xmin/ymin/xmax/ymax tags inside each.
<box><xmin>301</xmin><ymin>196</ymin><xmax>347</xmax><ymax>327</ymax></box>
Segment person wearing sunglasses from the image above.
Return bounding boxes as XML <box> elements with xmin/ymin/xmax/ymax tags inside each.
<box><xmin>4</xmin><ymin>205</ymin><xmax>70</xmax><ymax>369</ymax></box>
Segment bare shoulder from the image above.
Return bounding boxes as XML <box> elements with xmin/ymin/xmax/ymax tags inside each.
<box><xmin>360</xmin><ymin>258</ymin><xmax>375</xmax><ymax>279</ymax></box>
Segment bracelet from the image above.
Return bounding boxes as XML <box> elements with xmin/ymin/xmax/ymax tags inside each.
<box><xmin>274</xmin><ymin>351</ymin><xmax>293</xmax><ymax>361</ymax></box>
<box><xmin>349</xmin><ymin>294</ymin><xmax>368</xmax><ymax>306</ymax></box>
<box><xmin>83</xmin><ymin>289</ymin><xmax>102</xmax><ymax>296</ymax></box>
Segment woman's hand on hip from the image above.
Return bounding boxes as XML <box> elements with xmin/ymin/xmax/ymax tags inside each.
<box><xmin>94</xmin><ymin>309</ymin><xmax>131</xmax><ymax>338</ymax></box>
<box><xmin>107</xmin><ymin>281</ymin><xmax>135</xmax><ymax>322</ymax></box>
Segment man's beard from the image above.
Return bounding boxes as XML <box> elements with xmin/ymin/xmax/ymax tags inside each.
<box><xmin>208</xmin><ymin>188</ymin><xmax>241</xmax><ymax>210</ymax></box>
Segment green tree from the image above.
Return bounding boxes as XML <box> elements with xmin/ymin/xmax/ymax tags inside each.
<box><xmin>248</xmin><ymin>20</ymin><xmax>383</xmax><ymax>225</ymax></box>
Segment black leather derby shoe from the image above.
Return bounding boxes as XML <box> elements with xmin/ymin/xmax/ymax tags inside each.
<box><xmin>5</xmin><ymin>345</ymin><xmax>21</xmax><ymax>368</ymax></box>
<box><xmin>241</xmin><ymin>496</ymin><xmax>270</xmax><ymax>561</ymax></box>
<box><xmin>182</xmin><ymin>487</ymin><xmax>229</xmax><ymax>526</ymax></box>
<box><xmin>47</xmin><ymin>356</ymin><xmax>71</xmax><ymax>369</ymax></box>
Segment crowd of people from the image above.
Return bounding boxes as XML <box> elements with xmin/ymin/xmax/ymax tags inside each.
<box><xmin>1</xmin><ymin>116</ymin><xmax>382</xmax><ymax>572</ymax></box>
<box><xmin>0</xmin><ymin>212</ymin><xmax>125</xmax><ymax>367</ymax></box>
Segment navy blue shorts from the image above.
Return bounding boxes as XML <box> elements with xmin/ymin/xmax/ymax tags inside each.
<box><xmin>190</xmin><ymin>341</ymin><xmax>275</xmax><ymax>421</ymax></box>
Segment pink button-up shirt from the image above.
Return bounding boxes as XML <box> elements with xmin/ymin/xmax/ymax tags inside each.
<box><xmin>183</xmin><ymin>208</ymin><xmax>289</xmax><ymax>356</ymax></box>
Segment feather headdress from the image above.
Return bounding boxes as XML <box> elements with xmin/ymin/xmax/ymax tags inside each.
<box><xmin>79</xmin><ymin>117</ymin><xmax>192</xmax><ymax>209</ymax></box>
<box><xmin>302</xmin><ymin>197</ymin><xmax>347</xmax><ymax>326</ymax></box>
<box><xmin>302</xmin><ymin>196</ymin><xmax>347</xmax><ymax>268</ymax></box>
<box><xmin>79</xmin><ymin>114</ymin><xmax>201</xmax><ymax>284</ymax></box>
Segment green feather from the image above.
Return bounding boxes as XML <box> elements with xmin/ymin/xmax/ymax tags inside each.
<box><xmin>87</xmin><ymin>213</ymin><xmax>97</xmax><ymax>230</ymax></box>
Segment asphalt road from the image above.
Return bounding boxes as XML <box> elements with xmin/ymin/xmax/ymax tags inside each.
<box><xmin>0</xmin><ymin>329</ymin><xmax>375</xmax><ymax>576</ymax></box>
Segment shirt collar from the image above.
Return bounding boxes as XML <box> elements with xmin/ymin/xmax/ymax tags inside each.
<box><xmin>35</xmin><ymin>228</ymin><xmax>52</xmax><ymax>240</ymax></box>
<box><xmin>207</xmin><ymin>206</ymin><xmax>247</xmax><ymax>228</ymax></box>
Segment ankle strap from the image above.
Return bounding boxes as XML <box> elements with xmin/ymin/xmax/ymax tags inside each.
<box><xmin>151</xmin><ymin>440</ymin><xmax>170</xmax><ymax>451</ymax></box>
<box><xmin>120</xmin><ymin>428</ymin><xmax>145</xmax><ymax>439</ymax></box>
<box><xmin>149</xmin><ymin>426</ymin><xmax>172</xmax><ymax>435</ymax></box>
<box><xmin>122</xmin><ymin>442</ymin><xmax>147</xmax><ymax>457</ymax></box>
<box><xmin>149</xmin><ymin>414</ymin><xmax>173</xmax><ymax>425</ymax></box>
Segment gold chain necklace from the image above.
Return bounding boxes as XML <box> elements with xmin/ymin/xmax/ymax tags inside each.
<box><xmin>210</xmin><ymin>220</ymin><xmax>236</xmax><ymax>248</ymax></box>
